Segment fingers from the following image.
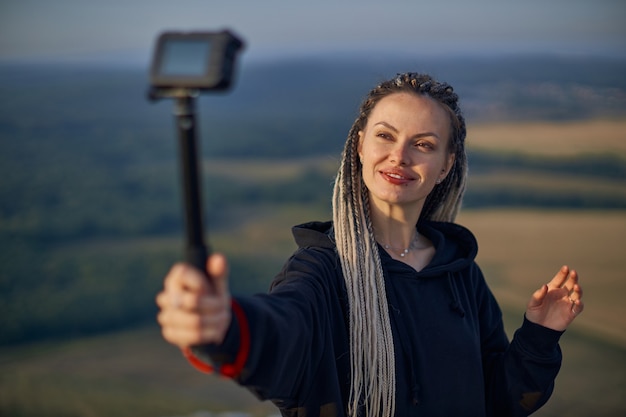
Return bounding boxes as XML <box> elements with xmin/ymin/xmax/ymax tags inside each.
<box><xmin>157</xmin><ymin>263</ymin><xmax>209</xmax><ymax>318</ymax></box>
<box><xmin>160</xmin><ymin>254</ymin><xmax>230</xmax><ymax>299</ymax></box>
<box><xmin>548</xmin><ymin>265</ymin><xmax>581</xmax><ymax>295</ymax></box>
<box><xmin>527</xmin><ymin>266</ymin><xmax>584</xmax><ymax>330</ymax></box>
<box><xmin>157</xmin><ymin>310</ymin><xmax>218</xmax><ymax>347</ymax></box>
<box><xmin>571</xmin><ymin>298</ymin><xmax>584</xmax><ymax>316</ymax></box>
<box><xmin>552</xmin><ymin>267</ymin><xmax>584</xmax><ymax>317</ymax></box>
<box><xmin>569</xmin><ymin>280</ymin><xmax>584</xmax><ymax>316</ymax></box>
<box><xmin>570</xmin><ymin>282</ymin><xmax>583</xmax><ymax>301</ymax></box>
<box><xmin>566</xmin><ymin>271</ymin><xmax>581</xmax><ymax>300</ymax></box>
<box><xmin>156</xmin><ymin>253</ymin><xmax>232</xmax><ymax>348</ymax></box>
<box><xmin>157</xmin><ymin>254</ymin><xmax>231</xmax><ymax>310</ymax></box>
<box><xmin>207</xmin><ymin>253</ymin><xmax>230</xmax><ymax>297</ymax></box>
<box><xmin>547</xmin><ymin>265</ymin><xmax>570</xmax><ymax>290</ymax></box>
<box><xmin>156</xmin><ymin>287</ymin><xmax>226</xmax><ymax>312</ymax></box>
<box><xmin>528</xmin><ymin>284</ymin><xmax>549</xmax><ymax>308</ymax></box>
<box><xmin>165</xmin><ymin>262</ymin><xmax>212</xmax><ymax>293</ymax></box>
<box><xmin>562</xmin><ymin>269</ymin><xmax>582</xmax><ymax>312</ymax></box>
<box><xmin>157</xmin><ymin>301</ymin><xmax>231</xmax><ymax>346</ymax></box>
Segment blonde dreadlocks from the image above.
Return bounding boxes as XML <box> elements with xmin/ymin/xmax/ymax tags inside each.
<box><xmin>332</xmin><ymin>73</ymin><xmax>468</xmax><ymax>417</ymax></box>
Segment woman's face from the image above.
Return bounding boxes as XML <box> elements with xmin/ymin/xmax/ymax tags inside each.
<box><xmin>358</xmin><ymin>92</ymin><xmax>455</xmax><ymax>214</ymax></box>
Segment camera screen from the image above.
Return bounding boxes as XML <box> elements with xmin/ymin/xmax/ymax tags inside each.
<box><xmin>158</xmin><ymin>39</ymin><xmax>212</xmax><ymax>77</ymax></box>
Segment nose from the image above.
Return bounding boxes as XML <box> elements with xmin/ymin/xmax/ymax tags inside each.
<box><xmin>389</xmin><ymin>142</ymin><xmax>410</xmax><ymax>166</ymax></box>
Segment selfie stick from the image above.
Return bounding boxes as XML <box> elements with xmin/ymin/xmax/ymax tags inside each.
<box><xmin>148</xmin><ymin>30</ymin><xmax>244</xmax><ymax>274</ymax></box>
<box><xmin>174</xmin><ymin>94</ymin><xmax>208</xmax><ymax>272</ymax></box>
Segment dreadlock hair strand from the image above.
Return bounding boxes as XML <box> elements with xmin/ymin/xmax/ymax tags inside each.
<box><xmin>332</xmin><ymin>72</ymin><xmax>468</xmax><ymax>417</ymax></box>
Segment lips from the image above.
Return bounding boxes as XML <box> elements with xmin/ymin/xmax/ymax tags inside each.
<box><xmin>380</xmin><ymin>169</ymin><xmax>415</xmax><ymax>186</ymax></box>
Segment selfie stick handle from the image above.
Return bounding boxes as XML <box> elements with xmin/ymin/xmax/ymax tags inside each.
<box><xmin>174</xmin><ymin>95</ymin><xmax>210</xmax><ymax>273</ymax></box>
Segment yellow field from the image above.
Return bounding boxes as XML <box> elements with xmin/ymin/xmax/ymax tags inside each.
<box><xmin>467</xmin><ymin>119</ymin><xmax>626</xmax><ymax>156</ymax></box>
<box><xmin>457</xmin><ymin>209</ymin><xmax>626</xmax><ymax>346</ymax></box>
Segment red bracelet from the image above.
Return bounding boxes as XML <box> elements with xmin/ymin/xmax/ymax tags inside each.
<box><xmin>181</xmin><ymin>298</ymin><xmax>250</xmax><ymax>378</ymax></box>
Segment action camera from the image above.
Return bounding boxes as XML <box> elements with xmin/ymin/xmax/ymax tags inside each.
<box><xmin>149</xmin><ymin>30</ymin><xmax>244</xmax><ymax>92</ymax></box>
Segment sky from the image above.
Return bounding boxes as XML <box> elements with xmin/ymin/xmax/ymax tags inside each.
<box><xmin>0</xmin><ymin>0</ymin><xmax>625</xmax><ymax>66</ymax></box>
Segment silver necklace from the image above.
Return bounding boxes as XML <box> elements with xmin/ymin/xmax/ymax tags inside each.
<box><xmin>382</xmin><ymin>233</ymin><xmax>419</xmax><ymax>258</ymax></box>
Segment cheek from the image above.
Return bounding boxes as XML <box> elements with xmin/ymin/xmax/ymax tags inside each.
<box><xmin>360</xmin><ymin>142</ymin><xmax>384</xmax><ymax>164</ymax></box>
<box><xmin>361</xmin><ymin>152</ymin><xmax>383</xmax><ymax>178</ymax></box>
<box><xmin>360</xmin><ymin>150</ymin><xmax>379</xmax><ymax>183</ymax></box>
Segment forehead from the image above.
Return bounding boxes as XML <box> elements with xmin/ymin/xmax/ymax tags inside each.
<box><xmin>366</xmin><ymin>92</ymin><xmax>451</xmax><ymax>136</ymax></box>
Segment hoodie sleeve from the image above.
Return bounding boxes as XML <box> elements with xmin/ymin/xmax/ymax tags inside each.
<box><xmin>477</xmin><ymin>267</ymin><xmax>564</xmax><ymax>417</ymax></box>
<box><xmin>188</xmin><ymin>246</ymin><xmax>349</xmax><ymax>408</ymax></box>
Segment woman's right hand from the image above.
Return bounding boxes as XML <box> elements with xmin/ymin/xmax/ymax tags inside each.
<box><xmin>156</xmin><ymin>253</ymin><xmax>232</xmax><ymax>349</ymax></box>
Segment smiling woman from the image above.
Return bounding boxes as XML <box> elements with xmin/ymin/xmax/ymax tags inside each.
<box><xmin>156</xmin><ymin>72</ymin><xmax>584</xmax><ymax>417</ymax></box>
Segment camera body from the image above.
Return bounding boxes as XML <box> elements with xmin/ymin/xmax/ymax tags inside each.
<box><xmin>149</xmin><ymin>30</ymin><xmax>244</xmax><ymax>92</ymax></box>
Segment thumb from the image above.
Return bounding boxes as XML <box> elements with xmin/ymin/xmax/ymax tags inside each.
<box><xmin>206</xmin><ymin>253</ymin><xmax>230</xmax><ymax>296</ymax></box>
<box><xmin>528</xmin><ymin>284</ymin><xmax>548</xmax><ymax>309</ymax></box>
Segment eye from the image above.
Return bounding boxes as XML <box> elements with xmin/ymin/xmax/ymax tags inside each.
<box><xmin>376</xmin><ymin>131</ymin><xmax>393</xmax><ymax>141</ymax></box>
<box><xmin>415</xmin><ymin>141</ymin><xmax>435</xmax><ymax>150</ymax></box>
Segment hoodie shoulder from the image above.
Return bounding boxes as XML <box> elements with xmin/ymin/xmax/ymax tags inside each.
<box><xmin>292</xmin><ymin>221</ymin><xmax>335</xmax><ymax>249</ymax></box>
<box><xmin>271</xmin><ymin>221</ymin><xmax>340</xmax><ymax>292</ymax></box>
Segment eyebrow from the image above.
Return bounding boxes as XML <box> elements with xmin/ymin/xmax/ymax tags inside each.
<box><xmin>373</xmin><ymin>121</ymin><xmax>441</xmax><ymax>140</ymax></box>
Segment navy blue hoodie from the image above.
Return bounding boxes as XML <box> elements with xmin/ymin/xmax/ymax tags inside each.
<box><xmin>191</xmin><ymin>220</ymin><xmax>563</xmax><ymax>416</ymax></box>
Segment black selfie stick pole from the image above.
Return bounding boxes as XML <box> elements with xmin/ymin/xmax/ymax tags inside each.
<box><xmin>148</xmin><ymin>30</ymin><xmax>244</xmax><ymax>276</ymax></box>
<box><xmin>174</xmin><ymin>94</ymin><xmax>209</xmax><ymax>273</ymax></box>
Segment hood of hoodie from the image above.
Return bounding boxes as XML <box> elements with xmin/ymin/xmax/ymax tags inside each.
<box><xmin>291</xmin><ymin>220</ymin><xmax>478</xmax><ymax>278</ymax></box>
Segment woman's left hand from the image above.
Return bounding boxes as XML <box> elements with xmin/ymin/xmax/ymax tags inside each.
<box><xmin>525</xmin><ymin>265</ymin><xmax>584</xmax><ymax>331</ymax></box>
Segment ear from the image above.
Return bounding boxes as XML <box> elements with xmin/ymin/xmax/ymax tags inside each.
<box><xmin>446</xmin><ymin>152</ymin><xmax>456</xmax><ymax>174</ymax></box>
<box><xmin>357</xmin><ymin>130</ymin><xmax>364</xmax><ymax>160</ymax></box>
<box><xmin>439</xmin><ymin>152</ymin><xmax>455</xmax><ymax>182</ymax></box>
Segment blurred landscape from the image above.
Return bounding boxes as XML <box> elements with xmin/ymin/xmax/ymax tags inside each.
<box><xmin>1</xmin><ymin>54</ymin><xmax>625</xmax><ymax>416</ymax></box>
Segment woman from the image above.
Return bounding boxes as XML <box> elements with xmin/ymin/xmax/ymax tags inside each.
<box><xmin>156</xmin><ymin>73</ymin><xmax>584</xmax><ymax>417</ymax></box>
